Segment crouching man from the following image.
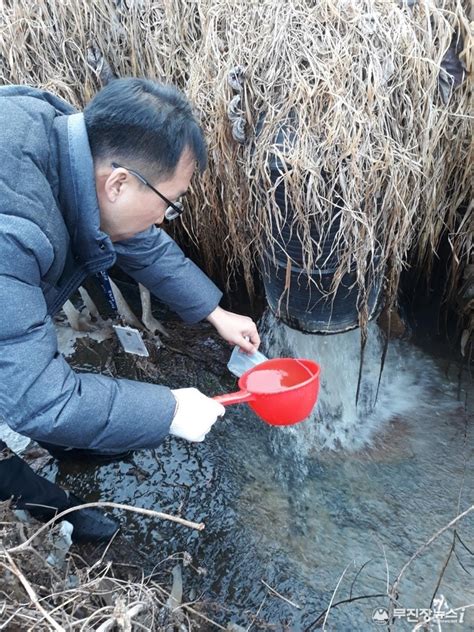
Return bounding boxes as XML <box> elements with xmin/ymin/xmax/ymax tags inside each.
<box><xmin>0</xmin><ymin>79</ymin><xmax>260</xmax><ymax>542</ymax></box>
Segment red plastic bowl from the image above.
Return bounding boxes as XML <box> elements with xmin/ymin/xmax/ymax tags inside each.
<box><xmin>214</xmin><ymin>358</ymin><xmax>320</xmax><ymax>425</ymax></box>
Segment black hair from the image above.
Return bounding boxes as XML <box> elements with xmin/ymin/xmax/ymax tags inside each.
<box><xmin>83</xmin><ymin>78</ymin><xmax>207</xmax><ymax>181</ymax></box>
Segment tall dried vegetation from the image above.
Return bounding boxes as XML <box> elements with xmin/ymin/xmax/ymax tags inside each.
<box><xmin>0</xmin><ymin>0</ymin><xmax>471</xmax><ymax>342</ymax></box>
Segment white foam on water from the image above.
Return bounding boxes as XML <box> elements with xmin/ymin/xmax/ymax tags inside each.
<box><xmin>261</xmin><ymin>310</ymin><xmax>448</xmax><ymax>454</ymax></box>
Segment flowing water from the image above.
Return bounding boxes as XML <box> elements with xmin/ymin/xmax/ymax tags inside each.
<box><xmin>17</xmin><ymin>309</ymin><xmax>474</xmax><ymax>629</ymax></box>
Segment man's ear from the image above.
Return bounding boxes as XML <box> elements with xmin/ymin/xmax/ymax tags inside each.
<box><xmin>104</xmin><ymin>168</ymin><xmax>128</xmax><ymax>202</ymax></box>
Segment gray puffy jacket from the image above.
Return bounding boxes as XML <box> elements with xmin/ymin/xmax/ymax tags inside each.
<box><xmin>0</xmin><ymin>85</ymin><xmax>222</xmax><ymax>451</ymax></box>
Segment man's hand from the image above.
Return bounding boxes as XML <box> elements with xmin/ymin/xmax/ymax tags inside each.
<box><xmin>206</xmin><ymin>306</ymin><xmax>260</xmax><ymax>353</ymax></box>
<box><xmin>170</xmin><ymin>388</ymin><xmax>225</xmax><ymax>442</ymax></box>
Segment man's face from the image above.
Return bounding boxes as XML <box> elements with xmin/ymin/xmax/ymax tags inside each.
<box><xmin>96</xmin><ymin>150</ymin><xmax>195</xmax><ymax>242</ymax></box>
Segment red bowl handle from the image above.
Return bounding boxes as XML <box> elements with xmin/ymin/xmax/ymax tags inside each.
<box><xmin>213</xmin><ymin>390</ymin><xmax>255</xmax><ymax>406</ymax></box>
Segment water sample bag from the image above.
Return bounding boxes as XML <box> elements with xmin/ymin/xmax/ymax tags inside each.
<box><xmin>227</xmin><ymin>345</ymin><xmax>268</xmax><ymax>377</ymax></box>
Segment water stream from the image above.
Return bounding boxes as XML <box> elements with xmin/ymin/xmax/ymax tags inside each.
<box><xmin>11</xmin><ymin>308</ymin><xmax>473</xmax><ymax>629</ymax></box>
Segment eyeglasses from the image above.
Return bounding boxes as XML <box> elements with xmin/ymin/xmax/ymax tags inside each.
<box><xmin>111</xmin><ymin>162</ymin><xmax>184</xmax><ymax>221</ymax></box>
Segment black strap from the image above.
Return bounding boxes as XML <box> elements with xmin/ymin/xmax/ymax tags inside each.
<box><xmin>95</xmin><ymin>271</ymin><xmax>118</xmax><ymax>314</ymax></box>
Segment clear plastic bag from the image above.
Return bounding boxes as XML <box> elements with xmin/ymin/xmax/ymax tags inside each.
<box><xmin>227</xmin><ymin>345</ymin><xmax>268</xmax><ymax>377</ymax></box>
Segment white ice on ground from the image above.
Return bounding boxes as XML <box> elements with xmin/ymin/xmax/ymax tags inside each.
<box><xmin>55</xmin><ymin>315</ymin><xmax>113</xmax><ymax>358</ymax></box>
<box><xmin>0</xmin><ymin>422</ymin><xmax>30</xmax><ymax>453</ymax></box>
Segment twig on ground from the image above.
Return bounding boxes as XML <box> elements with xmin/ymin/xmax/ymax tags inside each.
<box><xmin>95</xmin><ymin>601</ymin><xmax>147</xmax><ymax>632</ymax></box>
<box><xmin>1</xmin><ymin>501</ymin><xmax>204</xmax><ymax>555</ymax></box>
<box><xmin>388</xmin><ymin>504</ymin><xmax>474</xmax><ymax>621</ymax></box>
<box><xmin>2</xmin><ymin>551</ymin><xmax>66</xmax><ymax>632</ymax></box>
<box><xmin>247</xmin><ymin>594</ymin><xmax>267</xmax><ymax>631</ymax></box>
<box><xmin>431</xmin><ymin>402</ymin><xmax>472</xmax><ymax>604</ymax></box>
<box><xmin>261</xmin><ymin>579</ymin><xmax>301</xmax><ymax>609</ymax></box>
<box><xmin>348</xmin><ymin>557</ymin><xmax>376</xmax><ymax>600</ymax></box>
<box><xmin>152</xmin><ymin>582</ymin><xmax>227</xmax><ymax>630</ymax></box>
<box><xmin>304</xmin><ymin>592</ymin><xmax>389</xmax><ymax>630</ymax></box>
<box><xmin>322</xmin><ymin>560</ymin><xmax>353</xmax><ymax>630</ymax></box>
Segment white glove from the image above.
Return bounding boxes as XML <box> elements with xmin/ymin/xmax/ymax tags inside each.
<box><xmin>169</xmin><ymin>388</ymin><xmax>225</xmax><ymax>442</ymax></box>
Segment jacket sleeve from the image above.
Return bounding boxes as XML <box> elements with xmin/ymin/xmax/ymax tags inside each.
<box><xmin>113</xmin><ymin>227</ymin><xmax>223</xmax><ymax>323</ymax></box>
<box><xmin>0</xmin><ymin>216</ymin><xmax>176</xmax><ymax>452</ymax></box>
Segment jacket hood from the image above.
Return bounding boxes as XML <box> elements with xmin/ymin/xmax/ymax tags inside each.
<box><xmin>0</xmin><ymin>84</ymin><xmax>76</xmax><ymax>116</ymax></box>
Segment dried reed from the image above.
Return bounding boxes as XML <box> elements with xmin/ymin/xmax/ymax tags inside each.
<box><xmin>0</xmin><ymin>501</ymin><xmax>221</xmax><ymax>630</ymax></box>
<box><xmin>0</xmin><ymin>0</ymin><xmax>471</xmax><ymax>333</ymax></box>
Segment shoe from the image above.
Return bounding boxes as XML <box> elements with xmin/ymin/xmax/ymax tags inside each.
<box><xmin>26</xmin><ymin>493</ymin><xmax>120</xmax><ymax>544</ymax></box>
<box><xmin>60</xmin><ymin>493</ymin><xmax>120</xmax><ymax>544</ymax></box>
<box><xmin>0</xmin><ymin>446</ymin><xmax>120</xmax><ymax>545</ymax></box>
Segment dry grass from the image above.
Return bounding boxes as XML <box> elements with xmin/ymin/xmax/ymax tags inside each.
<box><xmin>0</xmin><ymin>501</ymin><xmax>224</xmax><ymax>630</ymax></box>
<box><xmin>0</xmin><ymin>0</ymin><xmax>471</xmax><ymax>334</ymax></box>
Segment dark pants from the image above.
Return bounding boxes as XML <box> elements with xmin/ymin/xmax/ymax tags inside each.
<box><xmin>0</xmin><ymin>440</ymin><xmax>68</xmax><ymax>515</ymax></box>
<box><xmin>0</xmin><ymin>440</ymin><xmax>132</xmax><ymax>517</ymax></box>
<box><xmin>37</xmin><ymin>441</ymin><xmax>133</xmax><ymax>463</ymax></box>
